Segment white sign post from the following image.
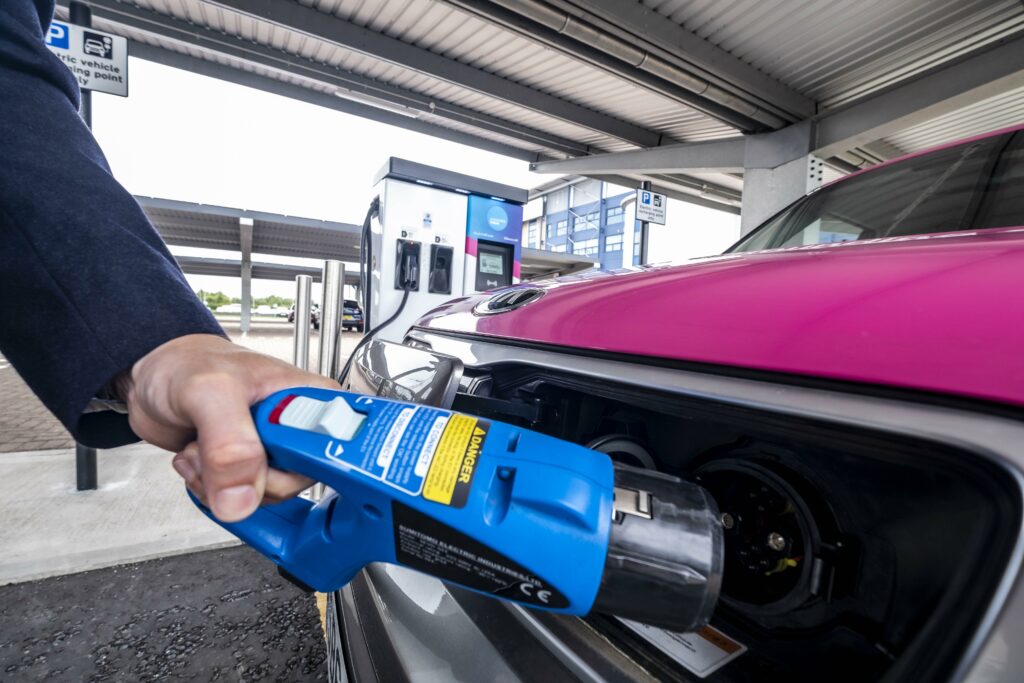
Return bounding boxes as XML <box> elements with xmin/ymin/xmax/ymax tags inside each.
<box><xmin>45</xmin><ymin>20</ymin><xmax>128</xmax><ymax>97</ymax></box>
<box><xmin>635</xmin><ymin>188</ymin><xmax>667</xmax><ymax>225</ymax></box>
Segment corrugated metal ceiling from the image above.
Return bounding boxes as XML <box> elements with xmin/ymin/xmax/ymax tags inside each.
<box><xmin>883</xmin><ymin>84</ymin><xmax>1024</xmax><ymax>154</ymax></box>
<box><xmin>643</xmin><ymin>0</ymin><xmax>1024</xmax><ymax>110</ymax></box>
<box><xmin>103</xmin><ymin>0</ymin><xmax>738</xmax><ymax>157</ymax></box>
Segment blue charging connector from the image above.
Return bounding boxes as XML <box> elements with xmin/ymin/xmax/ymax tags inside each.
<box><xmin>191</xmin><ymin>387</ymin><xmax>723</xmax><ymax>631</ymax></box>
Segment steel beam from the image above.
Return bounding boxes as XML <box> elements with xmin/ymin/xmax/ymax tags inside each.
<box><xmin>437</xmin><ymin>0</ymin><xmax>767</xmax><ymax>131</ymax></box>
<box><xmin>531</xmin><ymin>137</ymin><xmax>746</xmax><ymax>175</ymax></box>
<box><xmin>203</xmin><ymin>0</ymin><xmax>661</xmax><ymax>148</ymax></box>
<box><xmin>176</xmin><ymin>256</ymin><xmax>364</xmax><ymax>285</ymax></box>
<box><xmin>56</xmin><ymin>1</ymin><xmax>576</xmax><ymax>161</ymax></box>
<box><xmin>587</xmin><ymin>174</ymin><xmax>741</xmax><ymax>215</ymax></box>
<box><xmin>552</xmin><ymin>0</ymin><xmax>815</xmax><ymax>120</ymax></box>
<box><xmin>814</xmin><ymin>33</ymin><xmax>1024</xmax><ymax>158</ymax></box>
<box><xmin>128</xmin><ymin>42</ymin><xmax>540</xmax><ymax>163</ymax></box>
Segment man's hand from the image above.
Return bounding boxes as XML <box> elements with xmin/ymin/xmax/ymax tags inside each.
<box><xmin>116</xmin><ymin>334</ymin><xmax>339</xmax><ymax>522</ymax></box>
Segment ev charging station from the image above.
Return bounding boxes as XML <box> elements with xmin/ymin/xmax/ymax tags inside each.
<box><xmin>368</xmin><ymin>159</ymin><xmax>527</xmax><ymax>343</ymax></box>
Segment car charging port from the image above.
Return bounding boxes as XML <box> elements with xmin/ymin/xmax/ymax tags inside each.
<box><xmin>695</xmin><ymin>458</ymin><xmax>844</xmax><ymax>616</ymax></box>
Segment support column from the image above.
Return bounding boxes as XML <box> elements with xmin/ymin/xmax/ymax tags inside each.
<box><xmin>239</xmin><ymin>217</ymin><xmax>253</xmax><ymax>334</ymax></box>
<box><xmin>740</xmin><ymin>122</ymin><xmax>823</xmax><ymax>235</ymax></box>
<box><xmin>71</xmin><ymin>0</ymin><xmax>97</xmax><ymax>491</ymax></box>
<box><xmin>639</xmin><ymin>180</ymin><xmax>651</xmax><ymax>264</ymax></box>
<box><xmin>69</xmin><ymin>1</ymin><xmax>92</xmax><ymax>127</ymax></box>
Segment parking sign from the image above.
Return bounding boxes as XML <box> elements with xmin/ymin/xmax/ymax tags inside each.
<box><xmin>635</xmin><ymin>188</ymin><xmax>667</xmax><ymax>225</ymax></box>
<box><xmin>44</xmin><ymin>21</ymin><xmax>128</xmax><ymax>97</ymax></box>
<box><xmin>46</xmin><ymin>23</ymin><xmax>69</xmax><ymax>49</ymax></box>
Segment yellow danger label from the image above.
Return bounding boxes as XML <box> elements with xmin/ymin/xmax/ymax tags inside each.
<box><xmin>423</xmin><ymin>414</ymin><xmax>488</xmax><ymax>507</ymax></box>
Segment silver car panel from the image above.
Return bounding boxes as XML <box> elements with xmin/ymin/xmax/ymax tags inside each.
<box><xmin>404</xmin><ymin>328</ymin><xmax>1024</xmax><ymax>683</ymax></box>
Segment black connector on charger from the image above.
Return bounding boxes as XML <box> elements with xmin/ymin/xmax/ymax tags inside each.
<box><xmin>395</xmin><ymin>239</ymin><xmax>421</xmax><ymax>291</ymax></box>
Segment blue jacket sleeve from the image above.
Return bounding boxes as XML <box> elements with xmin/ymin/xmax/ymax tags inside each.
<box><xmin>0</xmin><ymin>0</ymin><xmax>225</xmax><ymax>446</ymax></box>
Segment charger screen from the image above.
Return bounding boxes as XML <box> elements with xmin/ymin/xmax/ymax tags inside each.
<box><xmin>479</xmin><ymin>252</ymin><xmax>504</xmax><ymax>275</ymax></box>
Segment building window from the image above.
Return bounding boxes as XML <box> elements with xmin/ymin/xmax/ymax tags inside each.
<box><xmin>574</xmin><ymin>237</ymin><xmax>599</xmax><ymax>257</ymax></box>
<box><xmin>633</xmin><ymin>227</ymin><xmax>643</xmax><ymax>265</ymax></box>
<box><xmin>606</xmin><ymin>206</ymin><xmax>624</xmax><ymax>223</ymax></box>
<box><xmin>605</xmin><ymin>234</ymin><xmax>623</xmax><ymax>252</ymax></box>
<box><xmin>574</xmin><ymin>211</ymin><xmax>599</xmax><ymax>232</ymax></box>
<box><xmin>547</xmin><ymin>219</ymin><xmax>567</xmax><ymax>239</ymax></box>
<box><xmin>549</xmin><ymin>243</ymin><xmax>567</xmax><ymax>253</ymax></box>
<box><xmin>528</xmin><ymin>222</ymin><xmax>538</xmax><ymax>247</ymax></box>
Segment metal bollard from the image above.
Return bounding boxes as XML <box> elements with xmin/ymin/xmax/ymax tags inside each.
<box><xmin>76</xmin><ymin>443</ymin><xmax>97</xmax><ymax>491</ymax></box>
<box><xmin>318</xmin><ymin>260</ymin><xmax>345</xmax><ymax>380</ymax></box>
<box><xmin>312</xmin><ymin>260</ymin><xmax>346</xmax><ymax>501</ymax></box>
<box><xmin>292</xmin><ymin>275</ymin><xmax>312</xmax><ymax>371</ymax></box>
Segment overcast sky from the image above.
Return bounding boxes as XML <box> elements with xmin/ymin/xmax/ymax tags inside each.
<box><xmin>91</xmin><ymin>56</ymin><xmax>739</xmax><ymax>300</ymax></box>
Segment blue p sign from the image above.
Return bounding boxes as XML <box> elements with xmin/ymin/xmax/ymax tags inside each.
<box><xmin>642</xmin><ymin>191</ymin><xmax>651</xmax><ymax>204</ymax></box>
<box><xmin>47</xmin><ymin>22</ymin><xmax>69</xmax><ymax>49</ymax></box>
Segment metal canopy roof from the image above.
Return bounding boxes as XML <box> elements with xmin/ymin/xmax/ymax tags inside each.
<box><xmin>175</xmin><ymin>255</ymin><xmax>359</xmax><ymax>284</ymax></box>
<box><xmin>137</xmin><ymin>196</ymin><xmax>362</xmax><ymax>262</ymax></box>
<box><xmin>520</xmin><ymin>247</ymin><xmax>597</xmax><ymax>279</ymax></box>
<box><xmin>57</xmin><ymin>1</ymin><xmax>1024</xmax><ymax>210</ymax></box>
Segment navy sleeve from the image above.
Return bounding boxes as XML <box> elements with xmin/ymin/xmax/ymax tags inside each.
<box><xmin>0</xmin><ymin>0</ymin><xmax>225</xmax><ymax>446</ymax></box>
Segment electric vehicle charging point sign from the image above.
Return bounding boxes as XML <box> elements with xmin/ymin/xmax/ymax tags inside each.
<box><xmin>636</xmin><ymin>189</ymin><xmax>667</xmax><ymax>225</ymax></box>
<box><xmin>45</xmin><ymin>21</ymin><xmax>128</xmax><ymax>97</ymax></box>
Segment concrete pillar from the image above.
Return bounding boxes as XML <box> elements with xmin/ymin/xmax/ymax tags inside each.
<box><xmin>239</xmin><ymin>217</ymin><xmax>254</xmax><ymax>335</ymax></box>
<box><xmin>740</xmin><ymin>121</ymin><xmax>824</xmax><ymax>235</ymax></box>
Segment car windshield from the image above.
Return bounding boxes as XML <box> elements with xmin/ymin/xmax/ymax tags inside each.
<box><xmin>729</xmin><ymin>130</ymin><xmax>1024</xmax><ymax>253</ymax></box>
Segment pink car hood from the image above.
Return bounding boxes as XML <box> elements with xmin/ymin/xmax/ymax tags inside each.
<box><xmin>416</xmin><ymin>228</ymin><xmax>1024</xmax><ymax>408</ymax></box>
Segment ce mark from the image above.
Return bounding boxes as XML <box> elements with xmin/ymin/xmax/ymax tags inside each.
<box><xmin>519</xmin><ymin>582</ymin><xmax>552</xmax><ymax>605</ymax></box>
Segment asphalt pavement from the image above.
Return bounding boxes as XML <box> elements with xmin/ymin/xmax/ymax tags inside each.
<box><xmin>0</xmin><ymin>321</ymin><xmax>363</xmax><ymax>681</ymax></box>
<box><xmin>0</xmin><ymin>546</ymin><xmax>326</xmax><ymax>681</ymax></box>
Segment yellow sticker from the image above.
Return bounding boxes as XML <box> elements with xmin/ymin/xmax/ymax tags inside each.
<box><xmin>423</xmin><ymin>414</ymin><xmax>488</xmax><ymax>507</ymax></box>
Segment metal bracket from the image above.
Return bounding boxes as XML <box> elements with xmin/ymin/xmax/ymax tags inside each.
<box><xmin>613</xmin><ymin>486</ymin><xmax>653</xmax><ymax>521</ymax></box>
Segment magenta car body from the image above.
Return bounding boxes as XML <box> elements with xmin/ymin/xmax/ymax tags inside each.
<box><xmin>331</xmin><ymin>126</ymin><xmax>1024</xmax><ymax>683</ymax></box>
<box><xmin>417</xmin><ymin>226</ymin><xmax>1024</xmax><ymax>408</ymax></box>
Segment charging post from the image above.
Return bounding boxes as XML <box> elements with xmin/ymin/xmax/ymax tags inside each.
<box><xmin>367</xmin><ymin>159</ymin><xmax>527</xmax><ymax>343</ymax></box>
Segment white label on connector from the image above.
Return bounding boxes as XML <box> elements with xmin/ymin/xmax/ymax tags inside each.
<box><xmin>377</xmin><ymin>407</ymin><xmax>417</xmax><ymax>473</ymax></box>
<box><xmin>415</xmin><ymin>415</ymin><xmax>450</xmax><ymax>477</ymax></box>
<box><xmin>620</xmin><ymin>621</ymin><xmax>746</xmax><ymax>678</ymax></box>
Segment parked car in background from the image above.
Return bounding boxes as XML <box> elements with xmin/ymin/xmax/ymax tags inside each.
<box><xmin>287</xmin><ymin>303</ymin><xmax>320</xmax><ymax>330</ymax></box>
<box><xmin>343</xmin><ymin>299</ymin><xmax>364</xmax><ymax>332</ymax></box>
<box><xmin>334</xmin><ymin>125</ymin><xmax>1024</xmax><ymax>682</ymax></box>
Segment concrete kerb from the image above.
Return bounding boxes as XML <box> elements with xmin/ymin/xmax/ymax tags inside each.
<box><xmin>0</xmin><ymin>443</ymin><xmax>240</xmax><ymax>586</ymax></box>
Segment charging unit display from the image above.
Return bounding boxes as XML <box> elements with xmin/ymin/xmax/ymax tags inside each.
<box><xmin>466</xmin><ymin>195</ymin><xmax>523</xmax><ymax>292</ymax></box>
<box><xmin>367</xmin><ymin>159</ymin><xmax>527</xmax><ymax>343</ymax></box>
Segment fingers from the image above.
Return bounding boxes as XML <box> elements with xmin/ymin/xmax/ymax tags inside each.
<box><xmin>174</xmin><ymin>443</ymin><xmax>309</xmax><ymax>506</ymax></box>
<box><xmin>263</xmin><ymin>469</ymin><xmax>315</xmax><ymax>504</ymax></box>
<box><xmin>172</xmin><ymin>444</ymin><xmax>204</xmax><ymax>499</ymax></box>
<box><xmin>125</xmin><ymin>335</ymin><xmax>343</xmax><ymax>519</ymax></box>
<box><xmin>178</xmin><ymin>376</ymin><xmax>267</xmax><ymax>522</ymax></box>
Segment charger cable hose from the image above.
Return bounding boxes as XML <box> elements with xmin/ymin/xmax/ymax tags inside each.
<box><xmin>338</xmin><ymin>288</ymin><xmax>409</xmax><ymax>386</ymax></box>
<box><xmin>358</xmin><ymin>196</ymin><xmax>380</xmax><ymax>332</ymax></box>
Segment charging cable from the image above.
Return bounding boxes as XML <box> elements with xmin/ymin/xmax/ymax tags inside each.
<box><xmin>339</xmin><ymin>288</ymin><xmax>409</xmax><ymax>385</ymax></box>
<box><xmin>340</xmin><ymin>195</ymin><xmax>410</xmax><ymax>385</ymax></box>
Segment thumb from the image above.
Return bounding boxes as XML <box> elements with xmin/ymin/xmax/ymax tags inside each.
<box><xmin>180</xmin><ymin>377</ymin><xmax>267</xmax><ymax>522</ymax></box>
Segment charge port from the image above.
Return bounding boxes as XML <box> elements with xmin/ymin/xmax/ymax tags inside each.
<box><xmin>695</xmin><ymin>459</ymin><xmax>843</xmax><ymax>615</ymax></box>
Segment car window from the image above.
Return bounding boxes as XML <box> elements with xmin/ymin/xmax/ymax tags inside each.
<box><xmin>730</xmin><ymin>131</ymin><xmax>1024</xmax><ymax>252</ymax></box>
